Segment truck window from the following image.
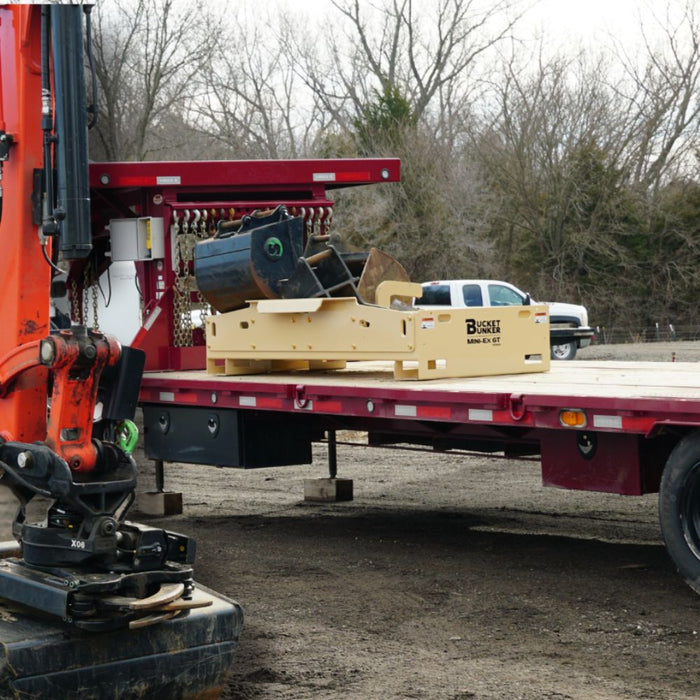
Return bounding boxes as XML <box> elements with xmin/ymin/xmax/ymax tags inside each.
<box><xmin>488</xmin><ymin>284</ymin><xmax>525</xmax><ymax>306</ymax></box>
<box><xmin>461</xmin><ymin>284</ymin><xmax>483</xmax><ymax>307</ymax></box>
<box><xmin>417</xmin><ymin>285</ymin><xmax>451</xmax><ymax>305</ymax></box>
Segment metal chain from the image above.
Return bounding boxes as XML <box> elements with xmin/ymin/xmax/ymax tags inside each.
<box><xmin>172</xmin><ymin>213</ymin><xmax>186</xmax><ymax>346</ymax></box>
<box><xmin>82</xmin><ymin>275</ymin><xmax>89</xmax><ymax>324</ymax></box>
<box><xmin>80</xmin><ymin>265</ymin><xmax>99</xmax><ymax>331</ymax></box>
<box><xmin>324</xmin><ymin>206</ymin><xmax>333</xmax><ymax>236</ymax></box>
<box><xmin>92</xmin><ymin>281</ymin><xmax>99</xmax><ymax>332</ymax></box>
<box><xmin>173</xmin><ymin>210</ymin><xmax>193</xmax><ymax>347</ymax></box>
<box><xmin>71</xmin><ymin>278</ymin><xmax>80</xmax><ymax>324</ymax></box>
<box><xmin>171</xmin><ymin>206</ymin><xmax>228</xmax><ymax>347</ymax></box>
<box><xmin>194</xmin><ymin>210</ymin><xmax>212</xmax><ymax>329</ymax></box>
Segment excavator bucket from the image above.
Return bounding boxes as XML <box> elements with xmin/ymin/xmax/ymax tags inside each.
<box><xmin>0</xmin><ymin>585</ymin><xmax>242</xmax><ymax>697</ymax></box>
<box><xmin>195</xmin><ymin>206</ymin><xmax>410</xmax><ymax>310</ymax></box>
<box><xmin>356</xmin><ymin>247</ymin><xmax>410</xmax><ymax>304</ymax></box>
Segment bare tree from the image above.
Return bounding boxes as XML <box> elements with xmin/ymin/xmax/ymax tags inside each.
<box><xmin>90</xmin><ymin>0</ymin><xmax>218</xmax><ymax>161</ymax></box>
<box><xmin>475</xmin><ymin>0</ymin><xmax>700</xmax><ymax>330</ymax></box>
<box><xmin>286</xmin><ymin>0</ymin><xmax>524</xmax><ymax>279</ymax></box>
<box><xmin>473</xmin><ymin>48</ymin><xmax>645</xmax><ymax>317</ymax></box>
<box><xmin>296</xmin><ymin>0</ymin><xmax>524</xmax><ymax>135</ymax></box>
<box><xmin>193</xmin><ymin>6</ymin><xmax>327</xmax><ymax>159</ymax></box>
<box><xmin>614</xmin><ymin>0</ymin><xmax>700</xmax><ymax>190</ymax></box>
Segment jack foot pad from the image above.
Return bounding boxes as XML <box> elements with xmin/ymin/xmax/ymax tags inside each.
<box><xmin>304</xmin><ymin>478</ymin><xmax>353</xmax><ymax>502</ymax></box>
<box><xmin>136</xmin><ymin>491</ymin><xmax>183</xmax><ymax>516</ymax></box>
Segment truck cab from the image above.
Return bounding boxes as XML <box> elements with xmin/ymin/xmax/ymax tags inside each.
<box><xmin>416</xmin><ymin>279</ymin><xmax>595</xmax><ymax>360</ymax></box>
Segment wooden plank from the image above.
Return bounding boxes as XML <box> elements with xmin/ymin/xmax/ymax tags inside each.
<box><xmin>145</xmin><ymin>360</ymin><xmax>700</xmax><ymax>401</ymax></box>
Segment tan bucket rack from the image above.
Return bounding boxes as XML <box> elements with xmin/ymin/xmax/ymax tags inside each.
<box><xmin>205</xmin><ymin>281</ymin><xmax>551</xmax><ymax>380</ymax></box>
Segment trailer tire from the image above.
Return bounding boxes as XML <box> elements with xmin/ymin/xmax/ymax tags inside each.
<box><xmin>659</xmin><ymin>431</ymin><xmax>700</xmax><ymax>594</ymax></box>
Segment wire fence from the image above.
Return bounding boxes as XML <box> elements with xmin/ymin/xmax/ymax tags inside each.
<box><xmin>592</xmin><ymin>324</ymin><xmax>700</xmax><ymax>345</ymax></box>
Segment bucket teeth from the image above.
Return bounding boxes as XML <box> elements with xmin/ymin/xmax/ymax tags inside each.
<box><xmin>101</xmin><ymin>581</ymin><xmax>185</xmax><ymax>611</ymax></box>
<box><xmin>128</xmin><ymin>609</ymin><xmax>180</xmax><ymax>630</ymax></box>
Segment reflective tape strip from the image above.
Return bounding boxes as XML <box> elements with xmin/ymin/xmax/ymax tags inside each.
<box><xmin>143</xmin><ymin>306</ymin><xmax>162</xmax><ymax>331</ymax></box>
<box><xmin>593</xmin><ymin>415</ymin><xmax>623</xmax><ymax>429</ymax></box>
<box><xmin>395</xmin><ymin>405</ymin><xmax>417</xmax><ymax>417</ymax></box>
<box><xmin>239</xmin><ymin>396</ymin><xmax>283</xmax><ymax>409</ymax></box>
<box><xmin>469</xmin><ymin>408</ymin><xmax>494</xmax><ymax>422</ymax></box>
<box><xmin>395</xmin><ymin>404</ymin><xmax>451</xmax><ymax>419</ymax></box>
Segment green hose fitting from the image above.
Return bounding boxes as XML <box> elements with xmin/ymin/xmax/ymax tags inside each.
<box><xmin>115</xmin><ymin>419</ymin><xmax>138</xmax><ymax>455</ymax></box>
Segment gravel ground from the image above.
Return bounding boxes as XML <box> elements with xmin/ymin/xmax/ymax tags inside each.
<box><xmin>2</xmin><ymin>341</ymin><xmax>699</xmax><ymax>699</ymax></box>
<box><xmin>134</xmin><ymin>340</ymin><xmax>700</xmax><ymax>699</ymax></box>
<box><xmin>582</xmin><ymin>340</ymin><xmax>700</xmax><ymax>363</ymax></box>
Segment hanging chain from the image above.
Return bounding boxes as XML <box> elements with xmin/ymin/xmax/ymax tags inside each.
<box><xmin>92</xmin><ymin>281</ymin><xmax>100</xmax><ymax>332</ymax></box>
<box><xmin>81</xmin><ymin>264</ymin><xmax>99</xmax><ymax>331</ymax></box>
<box><xmin>194</xmin><ymin>209</ymin><xmax>212</xmax><ymax>330</ymax></box>
<box><xmin>172</xmin><ymin>210</ymin><xmax>191</xmax><ymax>347</ymax></box>
<box><xmin>173</xmin><ymin>209</ymin><xmax>212</xmax><ymax>348</ymax></box>
<box><xmin>69</xmin><ymin>266</ymin><xmax>99</xmax><ymax>329</ymax></box>
<box><xmin>324</xmin><ymin>206</ymin><xmax>333</xmax><ymax>237</ymax></box>
<box><xmin>71</xmin><ymin>277</ymin><xmax>81</xmax><ymax>324</ymax></box>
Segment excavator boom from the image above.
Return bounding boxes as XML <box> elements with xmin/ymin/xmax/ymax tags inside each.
<box><xmin>0</xmin><ymin>5</ymin><xmax>241</xmax><ymax>695</ymax></box>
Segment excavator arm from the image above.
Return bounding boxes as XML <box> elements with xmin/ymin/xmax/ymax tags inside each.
<box><xmin>0</xmin><ymin>3</ymin><xmax>224</xmax><ymax>637</ymax></box>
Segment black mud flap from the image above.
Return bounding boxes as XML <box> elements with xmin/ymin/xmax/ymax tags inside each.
<box><xmin>0</xmin><ymin>585</ymin><xmax>243</xmax><ymax>699</ymax></box>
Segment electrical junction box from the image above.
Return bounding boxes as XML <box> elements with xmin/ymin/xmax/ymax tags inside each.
<box><xmin>109</xmin><ymin>217</ymin><xmax>165</xmax><ymax>261</ymax></box>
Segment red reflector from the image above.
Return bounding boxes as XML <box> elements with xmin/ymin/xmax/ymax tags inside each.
<box><xmin>335</xmin><ymin>171</ymin><xmax>371</xmax><ymax>182</ymax></box>
<box><xmin>257</xmin><ymin>397</ymin><xmax>284</xmax><ymax>409</ymax></box>
<box><xmin>117</xmin><ymin>176</ymin><xmax>157</xmax><ymax>187</ymax></box>
<box><xmin>418</xmin><ymin>406</ymin><xmax>452</xmax><ymax>419</ymax></box>
<box><xmin>315</xmin><ymin>401</ymin><xmax>343</xmax><ymax>413</ymax></box>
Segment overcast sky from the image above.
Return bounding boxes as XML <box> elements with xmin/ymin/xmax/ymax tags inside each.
<box><xmin>270</xmin><ymin>0</ymin><xmax>686</xmax><ymax>53</ymax></box>
<box><xmin>527</xmin><ymin>0</ymin><xmax>686</xmax><ymax>48</ymax></box>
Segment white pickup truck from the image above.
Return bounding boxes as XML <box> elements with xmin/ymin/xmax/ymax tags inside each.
<box><xmin>416</xmin><ymin>279</ymin><xmax>595</xmax><ymax>360</ymax></box>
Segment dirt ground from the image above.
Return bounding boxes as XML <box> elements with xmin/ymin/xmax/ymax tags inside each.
<box><xmin>2</xmin><ymin>342</ymin><xmax>700</xmax><ymax>698</ymax></box>
<box><xmin>124</xmin><ymin>341</ymin><xmax>700</xmax><ymax>699</ymax></box>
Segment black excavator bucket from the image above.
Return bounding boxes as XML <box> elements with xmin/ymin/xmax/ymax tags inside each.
<box><xmin>0</xmin><ymin>584</ymin><xmax>242</xmax><ymax>698</ymax></box>
<box><xmin>194</xmin><ymin>205</ymin><xmax>409</xmax><ymax>311</ymax></box>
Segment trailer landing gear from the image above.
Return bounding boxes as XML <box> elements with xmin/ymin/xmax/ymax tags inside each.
<box><xmin>304</xmin><ymin>430</ymin><xmax>354</xmax><ymax>502</ymax></box>
<box><xmin>136</xmin><ymin>459</ymin><xmax>184</xmax><ymax>516</ymax></box>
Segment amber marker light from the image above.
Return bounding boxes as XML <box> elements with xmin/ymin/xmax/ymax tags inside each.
<box><xmin>559</xmin><ymin>409</ymin><xmax>587</xmax><ymax>428</ymax></box>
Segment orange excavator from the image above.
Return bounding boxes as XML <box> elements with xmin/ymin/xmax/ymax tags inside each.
<box><xmin>0</xmin><ymin>5</ymin><xmax>240</xmax><ymax>696</ymax></box>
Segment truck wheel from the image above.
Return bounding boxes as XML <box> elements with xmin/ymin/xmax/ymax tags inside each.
<box><xmin>659</xmin><ymin>431</ymin><xmax>700</xmax><ymax>594</ymax></box>
<box><xmin>550</xmin><ymin>341</ymin><xmax>577</xmax><ymax>361</ymax></box>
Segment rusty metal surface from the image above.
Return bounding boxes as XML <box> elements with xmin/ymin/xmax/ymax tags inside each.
<box><xmin>357</xmin><ymin>248</ymin><xmax>410</xmax><ymax>304</ymax></box>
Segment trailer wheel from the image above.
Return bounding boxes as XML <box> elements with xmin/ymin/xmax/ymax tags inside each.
<box><xmin>659</xmin><ymin>431</ymin><xmax>700</xmax><ymax>594</ymax></box>
<box><xmin>550</xmin><ymin>341</ymin><xmax>577</xmax><ymax>361</ymax></box>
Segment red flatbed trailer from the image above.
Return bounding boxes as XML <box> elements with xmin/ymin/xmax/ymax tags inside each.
<box><xmin>88</xmin><ymin>157</ymin><xmax>700</xmax><ymax>599</ymax></box>
<box><xmin>140</xmin><ymin>359</ymin><xmax>691</xmax><ymax>496</ymax></box>
<box><xmin>137</xmin><ymin>358</ymin><xmax>700</xmax><ymax>596</ymax></box>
